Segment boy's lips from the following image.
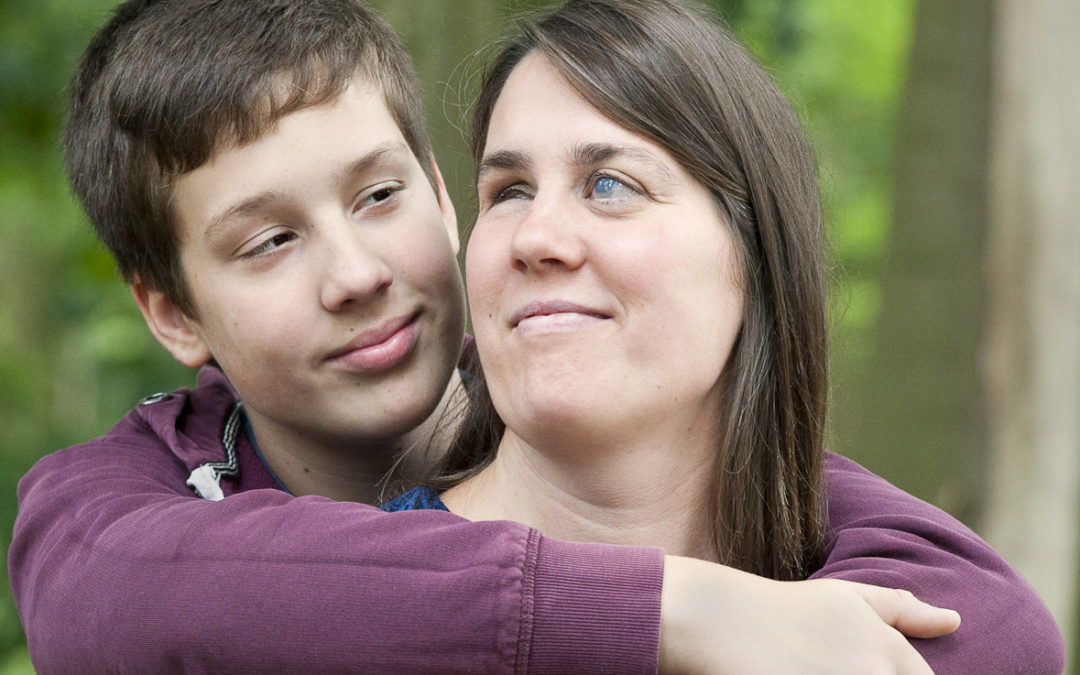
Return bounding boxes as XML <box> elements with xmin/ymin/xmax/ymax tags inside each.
<box><xmin>326</xmin><ymin>313</ymin><xmax>420</xmax><ymax>373</ymax></box>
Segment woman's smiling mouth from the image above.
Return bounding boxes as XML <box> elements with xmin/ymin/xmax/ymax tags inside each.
<box><xmin>511</xmin><ymin>301</ymin><xmax>610</xmax><ymax>334</ymax></box>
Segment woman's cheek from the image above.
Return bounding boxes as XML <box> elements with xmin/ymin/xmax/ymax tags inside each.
<box><xmin>465</xmin><ymin>234</ymin><xmax>501</xmax><ymax>317</ymax></box>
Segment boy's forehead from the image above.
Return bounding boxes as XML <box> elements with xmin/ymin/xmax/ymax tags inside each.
<box><xmin>172</xmin><ymin>80</ymin><xmax>416</xmax><ymax>238</ymax></box>
<box><xmin>209</xmin><ymin>71</ymin><xmax>389</xmax><ymax>160</ymax></box>
<box><xmin>178</xmin><ymin>75</ymin><xmax>415</xmax><ymax>201</ymax></box>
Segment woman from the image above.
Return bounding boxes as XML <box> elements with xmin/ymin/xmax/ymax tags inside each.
<box><xmin>445</xmin><ymin>0</ymin><xmax>826</xmax><ymax>580</ymax></box>
<box><xmin>386</xmin><ymin>0</ymin><xmax>1063</xmax><ymax>671</ymax></box>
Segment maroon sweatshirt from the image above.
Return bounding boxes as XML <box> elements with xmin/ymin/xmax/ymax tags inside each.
<box><xmin>9</xmin><ymin>365</ymin><xmax>1063</xmax><ymax>673</ymax></box>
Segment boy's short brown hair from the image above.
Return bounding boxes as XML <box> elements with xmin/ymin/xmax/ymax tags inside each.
<box><xmin>65</xmin><ymin>0</ymin><xmax>435</xmax><ymax>317</ymax></box>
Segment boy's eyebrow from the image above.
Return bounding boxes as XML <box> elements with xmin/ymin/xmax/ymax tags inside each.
<box><xmin>204</xmin><ymin>190</ymin><xmax>288</xmax><ymax>241</ymax></box>
<box><xmin>335</xmin><ymin>142</ymin><xmax>412</xmax><ymax>184</ymax></box>
<box><xmin>203</xmin><ymin>142</ymin><xmax>412</xmax><ymax>240</ymax></box>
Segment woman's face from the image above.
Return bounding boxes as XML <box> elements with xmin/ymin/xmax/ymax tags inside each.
<box><xmin>466</xmin><ymin>53</ymin><xmax>744</xmax><ymax>447</ymax></box>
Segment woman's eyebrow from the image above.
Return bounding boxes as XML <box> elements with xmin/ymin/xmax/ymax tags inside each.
<box><xmin>572</xmin><ymin>142</ymin><xmax>676</xmax><ymax>180</ymax></box>
<box><xmin>477</xmin><ymin>143</ymin><xmax>677</xmax><ymax>182</ymax></box>
<box><xmin>477</xmin><ymin>149</ymin><xmax>530</xmax><ymax>179</ymax></box>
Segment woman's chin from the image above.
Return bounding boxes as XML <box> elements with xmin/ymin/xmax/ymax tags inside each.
<box><xmin>506</xmin><ymin>403</ymin><xmax>627</xmax><ymax>455</ymax></box>
<box><xmin>514</xmin><ymin>385</ymin><xmax>602</xmax><ymax>424</ymax></box>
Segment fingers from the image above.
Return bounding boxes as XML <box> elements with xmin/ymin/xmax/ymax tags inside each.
<box><xmin>660</xmin><ymin>559</ymin><xmax>956</xmax><ymax>674</ymax></box>
<box><xmin>857</xmin><ymin>584</ymin><xmax>962</xmax><ymax>638</ymax></box>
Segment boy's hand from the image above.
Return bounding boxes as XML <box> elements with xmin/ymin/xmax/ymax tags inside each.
<box><xmin>659</xmin><ymin>555</ymin><xmax>960</xmax><ymax>674</ymax></box>
<box><xmin>846</xmin><ymin>580</ymin><xmax>961</xmax><ymax>639</ymax></box>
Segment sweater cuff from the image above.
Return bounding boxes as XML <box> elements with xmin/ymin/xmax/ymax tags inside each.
<box><xmin>522</xmin><ymin>531</ymin><xmax>664</xmax><ymax>674</ymax></box>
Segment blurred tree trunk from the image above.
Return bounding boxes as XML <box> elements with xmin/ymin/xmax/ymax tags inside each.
<box><xmin>981</xmin><ymin>0</ymin><xmax>1080</xmax><ymax>657</ymax></box>
<box><xmin>839</xmin><ymin>0</ymin><xmax>993</xmax><ymax>523</ymax></box>
<box><xmin>371</xmin><ymin>0</ymin><xmax>538</xmax><ymax>220</ymax></box>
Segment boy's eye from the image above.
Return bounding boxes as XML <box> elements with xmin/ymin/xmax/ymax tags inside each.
<box><xmin>243</xmin><ymin>231</ymin><xmax>295</xmax><ymax>258</ymax></box>
<box><xmin>365</xmin><ymin>187</ymin><xmax>395</xmax><ymax>204</ymax></box>
<box><xmin>356</xmin><ymin>182</ymin><xmax>403</xmax><ymax>212</ymax></box>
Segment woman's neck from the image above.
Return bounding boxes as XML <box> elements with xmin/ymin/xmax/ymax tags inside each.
<box><xmin>441</xmin><ymin>425</ymin><xmax>718</xmax><ymax>561</ymax></box>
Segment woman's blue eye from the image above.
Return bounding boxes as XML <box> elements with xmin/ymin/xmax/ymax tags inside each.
<box><xmin>590</xmin><ymin>174</ymin><xmax>637</xmax><ymax>201</ymax></box>
<box><xmin>594</xmin><ymin>176</ymin><xmax>622</xmax><ymax>196</ymax></box>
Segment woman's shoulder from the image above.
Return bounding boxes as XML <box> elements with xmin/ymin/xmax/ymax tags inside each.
<box><xmin>822</xmin><ymin>451</ymin><xmax>959</xmax><ymax>526</ymax></box>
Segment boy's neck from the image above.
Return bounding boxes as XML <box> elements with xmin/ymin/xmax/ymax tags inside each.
<box><xmin>248</xmin><ymin>371</ymin><xmax>465</xmax><ymax>504</ymax></box>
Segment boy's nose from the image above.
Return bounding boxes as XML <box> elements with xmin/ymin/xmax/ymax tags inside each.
<box><xmin>318</xmin><ymin>230</ymin><xmax>393</xmax><ymax>311</ymax></box>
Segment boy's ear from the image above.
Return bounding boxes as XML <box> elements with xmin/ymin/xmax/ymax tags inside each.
<box><xmin>131</xmin><ymin>279</ymin><xmax>213</xmax><ymax>368</ymax></box>
<box><xmin>431</xmin><ymin>160</ymin><xmax>459</xmax><ymax>255</ymax></box>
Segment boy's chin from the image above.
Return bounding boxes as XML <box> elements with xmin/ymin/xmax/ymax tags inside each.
<box><xmin>346</xmin><ymin>375</ymin><xmax>457</xmax><ymax>441</ymax></box>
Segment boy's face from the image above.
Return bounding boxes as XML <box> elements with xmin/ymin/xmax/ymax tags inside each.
<box><xmin>151</xmin><ymin>80</ymin><xmax>466</xmax><ymax>450</ymax></box>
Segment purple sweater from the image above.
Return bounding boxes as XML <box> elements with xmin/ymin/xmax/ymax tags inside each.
<box><xmin>9</xmin><ymin>365</ymin><xmax>1063</xmax><ymax>673</ymax></box>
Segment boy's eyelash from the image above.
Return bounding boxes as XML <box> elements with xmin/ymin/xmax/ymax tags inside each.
<box><xmin>241</xmin><ymin>231</ymin><xmax>294</xmax><ymax>259</ymax></box>
<box><xmin>357</xmin><ymin>182</ymin><xmax>404</xmax><ymax>210</ymax></box>
<box><xmin>235</xmin><ymin>181</ymin><xmax>405</xmax><ymax>261</ymax></box>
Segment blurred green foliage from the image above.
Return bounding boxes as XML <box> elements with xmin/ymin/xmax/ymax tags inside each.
<box><xmin>1</xmin><ymin>0</ymin><xmax>196</xmax><ymax>667</ymax></box>
<box><xmin>0</xmin><ymin>0</ymin><xmax>911</xmax><ymax>669</ymax></box>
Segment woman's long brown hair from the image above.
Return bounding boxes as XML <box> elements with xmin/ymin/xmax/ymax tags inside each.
<box><xmin>440</xmin><ymin>0</ymin><xmax>828</xmax><ymax>581</ymax></box>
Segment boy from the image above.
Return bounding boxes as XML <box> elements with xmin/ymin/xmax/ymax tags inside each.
<box><xmin>10</xmin><ymin>0</ymin><xmax>1061</xmax><ymax>672</ymax></box>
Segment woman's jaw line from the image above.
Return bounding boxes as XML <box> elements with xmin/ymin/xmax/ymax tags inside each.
<box><xmin>443</xmin><ymin>427</ymin><xmax>718</xmax><ymax>560</ymax></box>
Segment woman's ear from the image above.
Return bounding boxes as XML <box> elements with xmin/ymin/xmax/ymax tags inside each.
<box><xmin>431</xmin><ymin>160</ymin><xmax>460</xmax><ymax>255</ymax></box>
<box><xmin>131</xmin><ymin>279</ymin><xmax>213</xmax><ymax>368</ymax></box>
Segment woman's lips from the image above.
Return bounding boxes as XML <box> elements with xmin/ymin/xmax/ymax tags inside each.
<box><xmin>511</xmin><ymin>301</ymin><xmax>610</xmax><ymax>335</ymax></box>
<box><xmin>327</xmin><ymin>314</ymin><xmax>420</xmax><ymax>373</ymax></box>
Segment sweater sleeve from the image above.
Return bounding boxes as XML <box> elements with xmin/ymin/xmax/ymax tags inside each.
<box><xmin>9</xmin><ymin>439</ymin><xmax>662</xmax><ymax>674</ymax></box>
<box><xmin>814</xmin><ymin>453</ymin><xmax>1065</xmax><ymax>674</ymax></box>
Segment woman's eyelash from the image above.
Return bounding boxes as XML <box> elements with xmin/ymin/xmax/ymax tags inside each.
<box><xmin>487</xmin><ymin>182</ymin><xmax>532</xmax><ymax>205</ymax></box>
<box><xmin>586</xmin><ymin>172</ymin><xmax>641</xmax><ymax>200</ymax></box>
<box><xmin>481</xmin><ymin>172</ymin><xmax>643</xmax><ymax>208</ymax></box>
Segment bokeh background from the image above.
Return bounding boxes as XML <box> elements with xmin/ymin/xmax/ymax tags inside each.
<box><xmin>2</xmin><ymin>0</ymin><xmax>1077</xmax><ymax>671</ymax></box>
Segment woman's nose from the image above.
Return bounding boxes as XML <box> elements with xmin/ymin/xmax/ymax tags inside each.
<box><xmin>509</xmin><ymin>196</ymin><xmax>586</xmax><ymax>274</ymax></box>
<box><xmin>318</xmin><ymin>226</ymin><xmax>393</xmax><ymax>311</ymax></box>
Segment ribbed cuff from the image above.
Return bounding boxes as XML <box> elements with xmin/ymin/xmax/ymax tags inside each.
<box><xmin>521</xmin><ymin>531</ymin><xmax>664</xmax><ymax>674</ymax></box>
